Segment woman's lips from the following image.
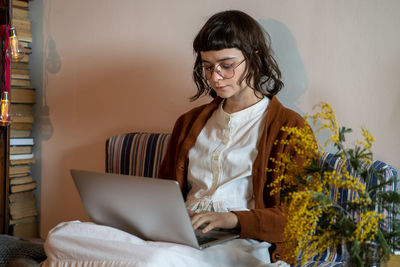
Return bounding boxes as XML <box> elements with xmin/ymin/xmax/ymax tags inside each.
<box><xmin>215</xmin><ymin>85</ymin><xmax>226</xmax><ymax>90</ymax></box>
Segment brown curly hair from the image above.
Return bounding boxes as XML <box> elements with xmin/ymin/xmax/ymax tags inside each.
<box><xmin>191</xmin><ymin>10</ymin><xmax>283</xmax><ymax>101</ymax></box>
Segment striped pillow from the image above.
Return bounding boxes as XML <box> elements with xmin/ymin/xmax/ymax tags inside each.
<box><xmin>105</xmin><ymin>132</ymin><xmax>171</xmax><ymax>178</ymax></box>
<box><xmin>319</xmin><ymin>153</ymin><xmax>398</xmax><ymax>231</ymax></box>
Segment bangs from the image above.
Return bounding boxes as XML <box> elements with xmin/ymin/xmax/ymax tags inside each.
<box><xmin>193</xmin><ymin>24</ymin><xmax>241</xmax><ymax>52</ymax></box>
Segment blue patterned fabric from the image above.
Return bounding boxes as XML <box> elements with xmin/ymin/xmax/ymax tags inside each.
<box><xmin>0</xmin><ymin>235</ymin><xmax>45</xmax><ymax>266</ymax></box>
<box><xmin>301</xmin><ymin>153</ymin><xmax>399</xmax><ymax>265</ymax></box>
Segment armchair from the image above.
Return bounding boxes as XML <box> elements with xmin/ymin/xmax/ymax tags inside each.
<box><xmin>105</xmin><ymin>132</ymin><xmax>399</xmax><ymax>265</ymax></box>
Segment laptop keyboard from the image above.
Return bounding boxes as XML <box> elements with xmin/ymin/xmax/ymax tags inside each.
<box><xmin>195</xmin><ymin>227</ymin><xmax>240</xmax><ymax>245</ymax></box>
<box><xmin>196</xmin><ymin>234</ymin><xmax>218</xmax><ymax>245</ymax></box>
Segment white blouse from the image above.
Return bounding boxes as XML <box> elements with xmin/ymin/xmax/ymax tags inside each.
<box><xmin>186</xmin><ymin>97</ymin><xmax>269</xmax><ymax>212</ymax></box>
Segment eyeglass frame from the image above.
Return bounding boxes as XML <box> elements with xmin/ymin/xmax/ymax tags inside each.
<box><xmin>195</xmin><ymin>58</ymin><xmax>246</xmax><ymax>80</ymax></box>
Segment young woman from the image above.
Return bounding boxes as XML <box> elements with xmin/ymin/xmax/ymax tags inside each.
<box><xmin>44</xmin><ymin>10</ymin><xmax>307</xmax><ymax>266</ymax></box>
<box><xmin>159</xmin><ymin>10</ymin><xmax>306</xmax><ymax>262</ymax></box>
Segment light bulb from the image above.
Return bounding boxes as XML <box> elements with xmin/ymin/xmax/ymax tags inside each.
<box><xmin>0</xmin><ymin>91</ymin><xmax>10</xmax><ymax>126</ymax></box>
<box><xmin>6</xmin><ymin>27</ymin><xmax>25</xmax><ymax>62</ymax></box>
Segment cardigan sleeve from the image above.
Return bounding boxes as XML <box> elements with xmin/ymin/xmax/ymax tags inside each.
<box><xmin>232</xmin><ymin>105</ymin><xmax>311</xmax><ymax>263</ymax></box>
<box><xmin>157</xmin><ymin>114</ymin><xmax>190</xmax><ymax>194</ymax></box>
<box><xmin>233</xmin><ymin>206</ymin><xmax>286</xmax><ymax>242</ymax></box>
<box><xmin>158</xmin><ymin>114</ymin><xmax>184</xmax><ymax>180</ymax></box>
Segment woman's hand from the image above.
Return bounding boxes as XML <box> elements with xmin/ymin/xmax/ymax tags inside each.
<box><xmin>187</xmin><ymin>210</ymin><xmax>239</xmax><ymax>234</ymax></box>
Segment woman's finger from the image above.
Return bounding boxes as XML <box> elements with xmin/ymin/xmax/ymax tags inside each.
<box><xmin>190</xmin><ymin>212</ymin><xmax>239</xmax><ymax>232</ymax></box>
<box><xmin>191</xmin><ymin>212</ymin><xmax>212</xmax><ymax>230</ymax></box>
<box><xmin>201</xmin><ymin>221</ymin><xmax>217</xmax><ymax>233</ymax></box>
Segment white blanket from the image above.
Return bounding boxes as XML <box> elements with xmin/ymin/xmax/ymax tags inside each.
<box><xmin>43</xmin><ymin>221</ymin><xmax>289</xmax><ymax>267</ymax></box>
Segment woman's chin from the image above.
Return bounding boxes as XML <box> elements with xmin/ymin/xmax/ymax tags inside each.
<box><xmin>214</xmin><ymin>90</ymin><xmax>232</xmax><ymax>99</ymax></box>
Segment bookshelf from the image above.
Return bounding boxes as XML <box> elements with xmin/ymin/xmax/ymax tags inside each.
<box><xmin>9</xmin><ymin>0</ymin><xmax>37</xmax><ymax>238</ymax></box>
<box><xmin>0</xmin><ymin>0</ymin><xmax>37</xmax><ymax>237</ymax></box>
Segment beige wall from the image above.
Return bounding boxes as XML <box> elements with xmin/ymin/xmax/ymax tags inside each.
<box><xmin>29</xmin><ymin>0</ymin><xmax>400</xmax><ymax>238</ymax></box>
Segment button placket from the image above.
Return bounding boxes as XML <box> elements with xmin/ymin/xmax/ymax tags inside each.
<box><xmin>210</xmin><ymin>116</ymin><xmax>230</xmax><ymax>195</ymax></box>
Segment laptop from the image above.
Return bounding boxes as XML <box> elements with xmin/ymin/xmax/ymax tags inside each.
<box><xmin>70</xmin><ymin>169</ymin><xmax>240</xmax><ymax>249</ymax></box>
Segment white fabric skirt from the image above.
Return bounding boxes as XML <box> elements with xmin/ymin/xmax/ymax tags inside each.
<box><xmin>43</xmin><ymin>221</ymin><xmax>289</xmax><ymax>267</ymax></box>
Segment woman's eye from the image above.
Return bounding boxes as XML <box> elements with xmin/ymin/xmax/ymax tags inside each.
<box><xmin>221</xmin><ymin>64</ymin><xmax>233</xmax><ymax>70</ymax></box>
<box><xmin>204</xmin><ymin>66</ymin><xmax>213</xmax><ymax>71</ymax></box>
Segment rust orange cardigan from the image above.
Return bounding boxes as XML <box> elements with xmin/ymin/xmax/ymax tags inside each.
<box><xmin>158</xmin><ymin>96</ymin><xmax>306</xmax><ymax>262</ymax></box>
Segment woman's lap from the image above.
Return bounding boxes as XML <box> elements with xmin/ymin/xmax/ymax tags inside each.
<box><xmin>43</xmin><ymin>221</ymin><xmax>288</xmax><ymax>267</ymax></box>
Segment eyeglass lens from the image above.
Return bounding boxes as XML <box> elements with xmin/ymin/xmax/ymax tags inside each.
<box><xmin>197</xmin><ymin>59</ymin><xmax>245</xmax><ymax>80</ymax></box>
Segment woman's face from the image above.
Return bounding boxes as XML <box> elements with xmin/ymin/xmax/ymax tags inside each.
<box><xmin>200</xmin><ymin>48</ymin><xmax>253</xmax><ymax>101</ymax></box>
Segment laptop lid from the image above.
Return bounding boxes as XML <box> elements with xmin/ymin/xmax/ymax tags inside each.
<box><xmin>70</xmin><ymin>169</ymin><xmax>238</xmax><ymax>249</ymax></box>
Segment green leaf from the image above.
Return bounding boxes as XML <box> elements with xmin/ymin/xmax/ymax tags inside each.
<box><xmin>311</xmin><ymin>192</ymin><xmax>332</xmax><ymax>205</ymax></box>
<box><xmin>377</xmin><ymin>229</ymin><xmax>391</xmax><ymax>259</ymax></box>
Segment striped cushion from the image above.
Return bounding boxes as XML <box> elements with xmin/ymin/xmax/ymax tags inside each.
<box><xmin>319</xmin><ymin>153</ymin><xmax>398</xmax><ymax>231</ymax></box>
<box><xmin>105</xmin><ymin>132</ymin><xmax>171</xmax><ymax>178</ymax></box>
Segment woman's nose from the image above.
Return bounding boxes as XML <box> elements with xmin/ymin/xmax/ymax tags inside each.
<box><xmin>210</xmin><ymin>68</ymin><xmax>223</xmax><ymax>82</ymax></box>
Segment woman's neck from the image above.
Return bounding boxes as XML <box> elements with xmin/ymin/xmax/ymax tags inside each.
<box><xmin>223</xmin><ymin>91</ymin><xmax>263</xmax><ymax>114</ymax></box>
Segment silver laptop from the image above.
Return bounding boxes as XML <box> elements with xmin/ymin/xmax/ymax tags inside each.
<box><xmin>70</xmin><ymin>169</ymin><xmax>239</xmax><ymax>249</ymax></box>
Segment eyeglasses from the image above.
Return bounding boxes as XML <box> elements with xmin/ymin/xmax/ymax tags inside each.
<box><xmin>195</xmin><ymin>58</ymin><xmax>246</xmax><ymax>80</ymax></box>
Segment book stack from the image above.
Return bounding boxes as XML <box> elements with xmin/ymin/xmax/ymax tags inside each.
<box><xmin>9</xmin><ymin>0</ymin><xmax>38</xmax><ymax>238</ymax></box>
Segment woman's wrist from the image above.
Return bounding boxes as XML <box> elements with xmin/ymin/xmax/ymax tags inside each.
<box><xmin>229</xmin><ymin>212</ymin><xmax>240</xmax><ymax>230</ymax></box>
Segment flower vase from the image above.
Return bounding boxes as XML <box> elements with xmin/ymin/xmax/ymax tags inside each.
<box><xmin>341</xmin><ymin>242</ymin><xmax>381</xmax><ymax>267</ymax></box>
